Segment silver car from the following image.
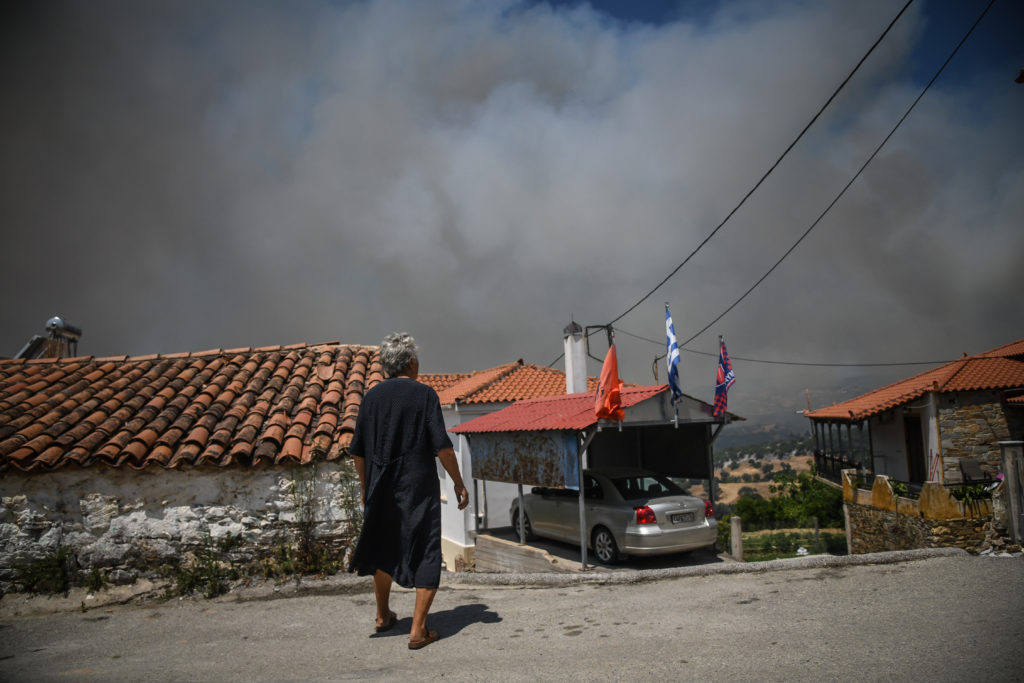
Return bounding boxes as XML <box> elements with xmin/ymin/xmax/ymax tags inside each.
<box><xmin>509</xmin><ymin>468</ymin><xmax>717</xmax><ymax>564</ymax></box>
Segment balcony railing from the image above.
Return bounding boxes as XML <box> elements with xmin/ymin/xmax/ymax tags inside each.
<box><xmin>814</xmin><ymin>451</ymin><xmax>873</xmax><ymax>485</ymax></box>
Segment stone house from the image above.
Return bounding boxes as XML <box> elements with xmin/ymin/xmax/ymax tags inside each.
<box><xmin>806</xmin><ymin>337</ymin><xmax>1024</xmax><ymax>485</ymax></box>
<box><xmin>0</xmin><ymin>341</ymin><xmax>590</xmax><ymax>588</ymax></box>
<box><xmin>0</xmin><ymin>342</ymin><xmax>384</xmax><ymax>589</ymax></box>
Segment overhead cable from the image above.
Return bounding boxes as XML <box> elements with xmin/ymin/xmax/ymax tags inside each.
<box><xmin>606</xmin><ymin>0</ymin><xmax>915</xmax><ymax>327</ymax></box>
<box><xmin>614</xmin><ymin>327</ymin><xmax>953</xmax><ymax>368</ymax></box>
<box><xmin>678</xmin><ymin>0</ymin><xmax>997</xmax><ymax>348</ymax></box>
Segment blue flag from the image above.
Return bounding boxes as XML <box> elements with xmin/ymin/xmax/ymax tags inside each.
<box><xmin>665</xmin><ymin>304</ymin><xmax>682</xmax><ymax>403</ymax></box>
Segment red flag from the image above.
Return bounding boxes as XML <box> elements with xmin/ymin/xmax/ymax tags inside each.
<box><xmin>595</xmin><ymin>343</ymin><xmax>625</xmax><ymax>421</ymax></box>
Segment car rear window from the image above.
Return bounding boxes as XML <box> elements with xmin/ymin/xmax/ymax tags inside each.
<box><xmin>610</xmin><ymin>474</ymin><xmax>686</xmax><ymax>500</ymax></box>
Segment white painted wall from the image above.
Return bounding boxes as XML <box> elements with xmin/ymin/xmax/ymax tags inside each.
<box><xmin>439</xmin><ymin>401</ymin><xmax>520</xmax><ymax>562</ymax></box>
<box><xmin>870</xmin><ymin>414</ymin><xmax>908</xmax><ymax>480</ymax></box>
<box><xmin>0</xmin><ymin>462</ymin><xmax>359</xmax><ymax>585</ymax></box>
<box><xmin>868</xmin><ymin>396</ymin><xmax>938</xmax><ymax>482</ymax></box>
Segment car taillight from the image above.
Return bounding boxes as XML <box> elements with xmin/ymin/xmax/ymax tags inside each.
<box><xmin>704</xmin><ymin>500</ymin><xmax>714</xmax><ymax>518</ymax></box>
<box><xmin>635</xmin><ymin>506</ymin><xmax>657</xmax><ymax>524</ymax></box>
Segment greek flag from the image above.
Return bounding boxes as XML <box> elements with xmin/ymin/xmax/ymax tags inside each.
<box><xmin>665</xmin><ymin>304</ymin><xmax>683</xmax><ymax>403</ymax></box>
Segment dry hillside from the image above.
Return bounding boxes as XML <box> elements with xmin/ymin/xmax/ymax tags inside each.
<box><xmin>691</xmin><ymin>454</ymin><xmax>814</xmax><ymax>505</ymax></box>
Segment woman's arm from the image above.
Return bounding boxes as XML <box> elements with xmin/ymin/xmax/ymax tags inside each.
<box><xmin>437</xmin><ymin>447</ymin><xmax>469</xmax><ymax>510</ymax></box>
<box><xmin>352</xmin><ymin>454</ymin><xmax>367</xmax><ymax>505</ymax></box>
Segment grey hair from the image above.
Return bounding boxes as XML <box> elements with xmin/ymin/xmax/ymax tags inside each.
<box><xmin>380</xmin><ymin>332</ymin><xmax>419</xmax><ymax>377</ymax></box>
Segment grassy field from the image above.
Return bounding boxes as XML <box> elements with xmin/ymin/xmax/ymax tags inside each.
<box><xmin>739</xmin><ymin>527</ymin><xmax>847</xmax><ymax>561</ymax></box>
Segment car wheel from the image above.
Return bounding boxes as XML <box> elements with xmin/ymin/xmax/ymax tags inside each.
<box><xmin>592</xmin><ymin>526</ymin><xmax>620</xmax><ymax>565</ymax></box>
<box><xmin>511</xmin><ymin>509</ymin><xmax>535</xmax><ymax>540</ymax></box>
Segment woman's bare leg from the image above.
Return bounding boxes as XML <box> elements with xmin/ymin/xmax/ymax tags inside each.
<box><xmin>373</xmin><ymin>570</ymin><xmax>393</xmax><ymax>627</ymax></box>
<box><xmin>410</xmin><ymin>587</ymin><xmax>437</xmax><ymax>640</ymax></box>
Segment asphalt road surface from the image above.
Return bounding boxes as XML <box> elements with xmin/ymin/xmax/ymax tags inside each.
<box><xmin>1</xmin><ymin>552</ymin><xmax>1022</xmax><ymax>682</ymax></box>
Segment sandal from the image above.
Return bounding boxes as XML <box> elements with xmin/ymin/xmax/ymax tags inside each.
<box><xmin>375</xmin><ymin>611</ymin><xmax>398</xmax><ymax>633</ymax></box>
<box><xmin>408</xmin><ymin>628</ymin><xmax>439</xmax><ymax>650</ymax></box>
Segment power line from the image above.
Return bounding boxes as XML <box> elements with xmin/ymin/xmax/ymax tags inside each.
<box><xmin>550</xmin><ymin>324</ymin><xmax>952</xmax><ymax>369</ymax></box>
<box><xmin>614</xmin><ymin>327</ymin><xmax>953</xmax><ymax>368</ymax></box>
<box><xmin>606</xmin><ymin>0</ymin><xmax>915</xmax><ymax>327</ymax></box>
<box><xmin>678</xmin><ymin>0</ymin><xmax>996</xmax><ymax>348</ymax></box>
<box><xmin>553</xmin><ymin>1</ymin><xmax>994</xmax><ymax>373</ymax></box>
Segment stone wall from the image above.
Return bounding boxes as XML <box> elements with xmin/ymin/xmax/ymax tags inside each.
<box><xmin>841</xmin><ymin>470</ymin><xmax>992</xmax><ymax>554</ymax></box>
<box><xmin>845</xmin><ymin>503</ymin><xmax>988</xmax><ymax>554</ymax></box>
<box><xmin>937</xmin><ymin>391</ymin><xmax>1018</xmax><ymax>483</ymax></box>
<box><xmin>0</xmin><ymin>460</ymin><xmax>360</xmax><ymax>592</ymax></box>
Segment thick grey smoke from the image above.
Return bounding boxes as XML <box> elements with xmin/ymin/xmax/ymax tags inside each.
<box><xmin>1</xmin><ymin>0</ymin><xmax>1021</xmax><ymax>429</ymax></box>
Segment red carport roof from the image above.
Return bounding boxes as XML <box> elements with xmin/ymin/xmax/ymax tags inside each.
<box><xmin>450</xmin><ymin>385</ymin><xmax>668</xmax><ymax>433</ymax></box>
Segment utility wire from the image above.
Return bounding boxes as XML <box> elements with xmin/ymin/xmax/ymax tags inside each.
<box><xmin>606</xmin><ymin>0</ymin><xmax>915</xmax><ymax>327</ymax></box>
<box><xmin>679</xmin><ymin>0</ymin><xmax>996</xmax><ymax>348</ymax></box>
<box><xmin>551</xmin><ymin>1</ymin><xmax>993</xmax><ymax>372</ymax></box>
<box><xmin>614</xmin><ymin>327</ymin><xmax>953</xmax><ymax>368</ymax></box>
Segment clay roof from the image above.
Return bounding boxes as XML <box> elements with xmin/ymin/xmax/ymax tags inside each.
<box><xmin>420</xmin><ymin>360</ymin><xmax>599</xmax><ymax>406</ymax></box>
<box><xmin>450</xmin><ymin>386</ymin><xmax>670</xmax><ymax>433</ymax></box>
<box><xmin>805</xmin><ymin>338</ymin><xmax>1024</xmax><ymax>422</ymax></box>
<box><xmin>0</xmin><ymin>343</ymin><xmax>383</xmax><ymax>472</ymax></box>
<box><xmin>0</xmin><ymin>343</ymin><xmax>617</xmax><ymax>473</ymax></box>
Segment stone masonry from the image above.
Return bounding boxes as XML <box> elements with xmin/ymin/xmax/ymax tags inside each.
<box><xmin>846</xmin><ymin>502</ymin><xmax>988</xmax><ymax>554</ymax></box>
<box><xmin>938</xmin><ymin>391</ymin><xmax>1016</xmax><ymax>483</ymax></box>
<box><xmin>841</xmin><ymin>470</ymin><xmax>994</xmax><ymax>554</ymax></box>
<box><xmin>0</xmin><ymin>460</ymin><xmax>360</xmax><ymax>593</ymax></box>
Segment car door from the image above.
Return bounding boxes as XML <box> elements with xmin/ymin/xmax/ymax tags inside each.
<box><xmin>557</xmin><ymin>475</ymin><xmax>604</xmax><ymax>541</ymax></box>
<box><xmin>527</xmin><ymin>487</ymin><xmax>564</xmax><ymax>539</ymax></box>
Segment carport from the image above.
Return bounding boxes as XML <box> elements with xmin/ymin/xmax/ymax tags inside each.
<box><xmin>450</xmin><ymin>385</ymin><xmax>741</xmax><ymax>569</ymax></box>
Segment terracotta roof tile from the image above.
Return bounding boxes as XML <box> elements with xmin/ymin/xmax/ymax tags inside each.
<box><xmin>806</xmin><ymin>337</ymin><xmax>1024</xmax><ymax>421</ymax></box>
<box><xmin>421</xmin><ymin>361</ymin><xmax>602</xmax><ymax>406</ymax></box>
<box><xmin>1</xmin><ymin>344</ymin><xmax>607</xmax><ymax>472</ymax></box>
<box><xmin>452</xmin><ymin>386</ymin><xmax>670</xmax><ymax>433</ymax></box>
<box><xmin>0</xmin><ymin>342</ymin><xmax>381</xmax><ymax>471</ymax></box>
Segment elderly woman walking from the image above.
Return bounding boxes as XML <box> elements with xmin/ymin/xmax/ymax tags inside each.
<box><xmin>347</xmin><ymin>332</ymin><xmax>469</xmax><ymax>650</ymax></box>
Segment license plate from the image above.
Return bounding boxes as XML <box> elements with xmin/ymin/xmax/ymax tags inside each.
<box><xmin>671</xmin><ymin>512</ymin><xmax>695</xmax><ymax>524</ymax></box>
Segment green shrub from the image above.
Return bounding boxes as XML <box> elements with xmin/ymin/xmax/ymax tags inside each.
<box><xmin>734</xmin><ymin>469</ymin><xmax>843</xmax><ymax>531</ymax></box>
<box><xmin>717</xmin><ymin>515</ymin><xmax>731</xmax><ymax>550</ymax></box>
<box><xmin>84</xmin><ymin>567</ymin><xmax>107</xmax><ymax>593</ymax></box>
<box><xmin>950</xmin><ymin>483</ymin><xmax>991</xmax><ymax>503</ymax></box>
<box><xmin>18</xmin><ymin>546</ymin><xmax>75</xmax><ymax>595</ymax></box>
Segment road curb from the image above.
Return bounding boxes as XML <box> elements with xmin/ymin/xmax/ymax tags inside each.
<box><xmin>223</xmin><ymin>547</ymin><xmax>970</xmax><ymax>603</ymax></box>
<box><xmin>0</xmin><ymin>547</ymin><xmax>973</xmax><ymax>617</ymax></box>
<box><xmin>440</xmin><ymin>547</ymin><xmax>969</xmax><ymax>588</ymax></box>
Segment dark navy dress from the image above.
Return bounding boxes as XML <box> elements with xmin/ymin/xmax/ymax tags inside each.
<box><xmin>347</xmin><ymin>377</ymin><xmax>453</xmax><ymax>589</ymax></box>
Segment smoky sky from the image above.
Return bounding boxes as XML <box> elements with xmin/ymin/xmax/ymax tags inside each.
<box><xmin>2</xmin><ymin>0</ymin><xmax>1022</xmax><ymax>426</ymax></box>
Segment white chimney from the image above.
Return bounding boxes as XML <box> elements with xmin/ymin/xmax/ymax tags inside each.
<box><xmin>563</xmin><ymin>321</ymin><xmax>587</xmax><ymax>394</ymax></box>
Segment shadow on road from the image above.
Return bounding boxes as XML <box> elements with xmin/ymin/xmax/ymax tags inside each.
<box><xmin>371</xmin><ymin>603</ymin><xmax>502</xmax><ymax>640</ymax></box>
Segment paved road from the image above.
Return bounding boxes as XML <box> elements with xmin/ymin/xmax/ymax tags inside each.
<box><xmin>1</xmin><ymin>552</ymin><xmax>1022</xmax><ymax>682</ymax></box>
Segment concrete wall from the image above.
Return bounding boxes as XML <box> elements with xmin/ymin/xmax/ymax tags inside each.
<box><xmin>0</xmin><ymin>461</ymin><xmax>360</xmax><ymax>590</ymax></box>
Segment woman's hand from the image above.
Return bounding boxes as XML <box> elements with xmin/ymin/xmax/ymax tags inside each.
<box><xmin>454</xmin><ymin>483</ymin><xmax>469</xmax><ymax>510</ymax></box>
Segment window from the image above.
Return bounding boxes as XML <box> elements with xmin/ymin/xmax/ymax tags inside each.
<box><xmin>610</xmin><ymin>474</ymin><xmax>686</xmax><ymax>500</ymax></box>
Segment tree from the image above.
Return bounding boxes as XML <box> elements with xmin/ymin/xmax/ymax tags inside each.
<box><xmin>734</xmin><ymin>468</ymin><xmax>843</xmax><ymax>530</ymax></box>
